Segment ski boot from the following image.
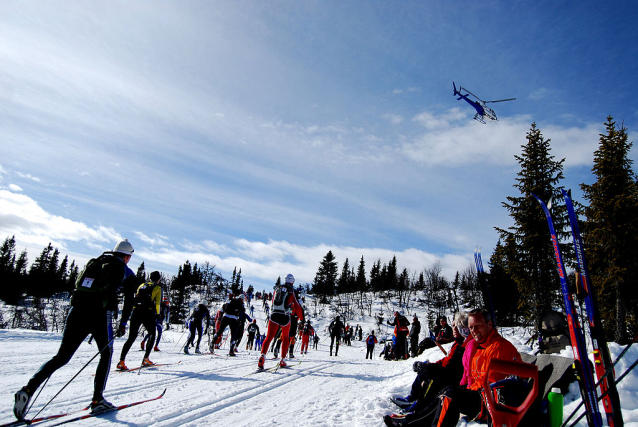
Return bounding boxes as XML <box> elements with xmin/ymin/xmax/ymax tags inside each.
<box><xmin>90</xmin><ymin>399</ymin><xmax>116</xmax><ymax>414</ymax></box>
<box><xmin>116</xmin><ymin>360</ymin><xmax>128</xmax><ymax>371</ymax></box>
<box><xmin>154</xmin><ymin>346</ymin><xmax>160</xmax><ymax>352</ymax></box>
<box><xmin>140</xmin><ymin>342</ymin><xmax>145</xmax><ymax>350</ymax></box>
<box><xmin>228</xmin><ymin>348</ymin><xmax>236</xmax><ymax>357</ymax></box>
<box><xmin>184</xmin><ymin>346</ymin><xmax>190</xmax><ymax>355</ymax></box>
<box><xmin>13</xmin><ymin>386</ymin><xmax>32</xmax><ymax>421</ymax></box>
<box><xmin>279</xmin><ymin>359</ymin><xmax>287</xmax><ymax>368</ymax></box>
<box><xmin>258</xmin><ymin>354</ymin><xmax>265</xmax><ymax>370</ymax></box>
<box><xmin>195</xmin><ymin>346</ymin><xmax>201</xmax><ymax>354</ymax></box>
<box><xmin>142</xmin><ymin>357</ymin><xmax>154</xmax><ymax>367</ymax></box>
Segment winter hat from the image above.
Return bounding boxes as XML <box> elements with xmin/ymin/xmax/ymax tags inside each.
<box><xmin>150</xmin><ymin>271</ymin><xmax>161</xmax><ymax>282</ymax></box>
<box><xmin>113</xmin><ymin>239</ymin><xmax>134</xmax><ymax>255</ymax></box>
<box><xmin>285</xmin><ymin>274</ymin><xmax>295</xmax><ymax>284</ymax></box>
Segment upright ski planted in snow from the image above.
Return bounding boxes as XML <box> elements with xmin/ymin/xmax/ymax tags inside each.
<box><xmin>562</xmin><ymin>189</ymin><xmax>623</xmax><ymax>427</ymax></box>
<box><xmin>531</xmin><ymin>193</ymin><xmax>603</xmax><ymax>427</ymax></box>
<box><xmin>474</xmin><ymin>246</ymin><xmax>496</xmax><ymax>327</ymax></box>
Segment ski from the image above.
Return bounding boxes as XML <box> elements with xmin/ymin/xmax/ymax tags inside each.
<box><xmin>532</xmin><ymin>193</ymin><xmax>603</xmax><ymax>427</ymax></box>
<box><xmin>46</xmin><ymin>389</ymin><xmax>166</xmax><ymax>426</ymax></box>
<box><xmin>0</xmin><ymin>405</ymin><xmax>90</xmax><ymax>427</ymax></box>
<box><xmin>116</xmin><ymin>361</ymin><xmax>181</xmax><ymax>373</ymax></box>
<box><xmin>474</xmin><ymin>246</ymin><xmax>496</xmax><ymax>327</ymax></box>
<box><xmin>562</xmin><ymin>189</ymin><xmax>624</xmax><ymax>427</ymax></box>
<box><xmin>245</xmin><ymin>361</ymin><xmax>301</xmax><ymax>376</ymax></box>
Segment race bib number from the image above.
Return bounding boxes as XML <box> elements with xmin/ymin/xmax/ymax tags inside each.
<box><xmin>81</xmin><ymin>278</ymin><xmax>95</xmax><ymax>288</ymax></box>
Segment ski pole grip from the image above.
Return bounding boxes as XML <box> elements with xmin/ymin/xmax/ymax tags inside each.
<box><xmin>482</xmin><ymin>359</ymin><xmax>539</xmax><ymax>427</ymax></box>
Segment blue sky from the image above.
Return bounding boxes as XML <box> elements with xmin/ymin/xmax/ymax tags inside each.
<box><xmin>1</xmin><ymin>1</ymin><xmax>637</xmax><ymax>288</ymax></box>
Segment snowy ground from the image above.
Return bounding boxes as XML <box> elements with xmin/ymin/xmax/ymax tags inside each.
<box><xmin>1</xmin><ymin>297</ymin><xmax>637</xmax><ymax>426</ymax></box>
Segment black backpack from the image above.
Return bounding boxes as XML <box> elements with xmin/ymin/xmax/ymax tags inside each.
<box><xmin>73</xmin><ymin>253</ymin><xmax>124</xmax><ymax>308</ymax></box>
<box><xmin>135</xmin><ymin>282</ymin><xmax>159</xmax><ymax>312</ymax></box>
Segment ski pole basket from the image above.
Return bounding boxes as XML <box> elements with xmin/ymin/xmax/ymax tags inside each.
<box><xmin>482</xmin><ymin>359</ymin><xmax>539</xmax><ymax>427</ymax></box>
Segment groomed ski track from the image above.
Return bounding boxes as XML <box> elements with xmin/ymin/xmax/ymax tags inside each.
<box><xmin>2</xmin><ymin>298</ymin><xmax>636</xmax><ymax>426</ymax></box>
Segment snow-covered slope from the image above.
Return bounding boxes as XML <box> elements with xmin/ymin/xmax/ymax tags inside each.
<box><xmin>1</xmin><ymin>296</ymin><xmax>637</xmax><ymax>426</ymax></box>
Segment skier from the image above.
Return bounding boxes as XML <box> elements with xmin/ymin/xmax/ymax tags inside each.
<box><xmin>300</xmin><ymin>320</ymin><xmax>315</xmax><ymax>354</ymax></box>
<box><xmin>234</xmin><ymin>303</ymin><xmax>253</xmax><ymax>352</ymax></box>
<box><xmin>246</xmin><ymin>319</ymin><xmax>260</xmax><ymax>350</ymax></box>
<box><xmin>184</xmin><ymin>302</ymin><xmax>210</xmax><ymax>354</ymax></box>
<box><xmin>328</xmin><ymin>315</ymin><xmax>345</xmax><ymax>356</ymax></box>
<box><xmin>365</xmin><ymin>330</ymin><xmax>378</xmax><ymax>359</ymax></box>
<box><xmin>14</xmin><ymin>240</ymin><xmax>137</xmax><ymax>420</ymax></box>
<box><xmin>249</xmin><ymin>304</ymin><xmax>255</xmax><ymax>318</ymax></box>
<box><xmin>358</xmin><ymin>325</ymin><xmax>363</xmax><ymax>341</ymax></box>
<box><xmin>258</xmin><ymin>274</ymin><xmax>304</xmax><ymax>369</ymax></box>
<box><xmin>141</xmin><ymin>292</ymin><xmax>170</xmax><ymax>352</ymax></box>
<box><xmin>409</xmin><ymin>314</ymin><xmax>421</xmax><ymax>357</ymax></box>
<box><xmin>117</xmin><ymin>271</ymin><xmax>163</xmax><ymax>370</ymax></box>
<box><xmin>313</xmin><ymin>333</ymin><xmax>320</xmax><ymax>350</ymax></box>
<box><xmin>210</xmin><ymin>294</ymin><xmax>247</xmax><ymax>356</ymax></box>
<box><xmin>387</xmin><ymin>311</ymin><xmax>410</xmax><ymax>360</ymax></box>
<box><xmin>264</xmin><ymin>302</ymin><xmax>270</xmax><ymax>319</ymax></box>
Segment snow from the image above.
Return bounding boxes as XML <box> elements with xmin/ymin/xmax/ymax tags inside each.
<box><xmin>1</xmin><ymin>296</ymin><xmax>637</xmax><ymax>426</ymax></box>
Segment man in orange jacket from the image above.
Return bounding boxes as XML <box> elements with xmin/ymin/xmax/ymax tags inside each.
<box><xmin>430</xmin><ymin>308</ymin><xmax>520</xmax><ymax>427</ymax></box>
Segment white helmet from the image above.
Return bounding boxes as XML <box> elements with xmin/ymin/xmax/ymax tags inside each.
<box><xmin>113</xmin><ymin>239</ymin><xmax>134</xmax><ymax>255</ymax></box>
<box><xmin>285</xmin><ymin>274</ymin><xmax>295</xmax><ymax>284</ymax></box>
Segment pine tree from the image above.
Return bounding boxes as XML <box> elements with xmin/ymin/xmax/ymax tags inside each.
<box><xmin>488</xmin><ymin>238</ymin><xmax>522</xmax><ymax>326</ymax></box>
<box><xmin>355</xmin><ymin>256</ymin><xmax>367</xmax><ymax>292</ymax></box>
<box><xmin>136</xmin><ymin>262</ymin><xmax>146</xmax><ymax>281</ymax></box>
<box><xmin>495</xmin><ymin>123</ymin><xmax>568</xmax><ymax>326</ymax></box>
<box><xmin>312</xmin><ymin>250</ymin><xmax>338</xmax><ymax>301</ymax></box>
<box><xmin>581</xmin><ymin>117</ymin><xmax>638</xmax><ymax>343</ymax></box>
<box><xmin>369</xmin><ymin>260</ymin><xmax>382</xmax><ymax>292</ymax></box>
<box><xmin>337</xmin><ymin>258</ymin><xmax>352</xmax><ymax>294</ymax></box>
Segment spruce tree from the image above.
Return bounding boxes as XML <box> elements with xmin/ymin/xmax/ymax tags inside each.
<box><xmin>312</xmin><ymin>250</ymin><xmax>338</xmax><ymax>301</ymax></box>
<box><xmin>337</xmin><ymin>258</ymin><xmax>352</xmax><ymax>294</ymax></box>
<box><xmin>581</xmin><ymin>117</ymin><xmax>638</xmax><ymax>343</ymax></box>
<box><xmin>355</xmin><ymin>256</ymin><xmax>367</xmax><ymax>293</ymax></box>
<box><xmin>495</xmin><ymin>123</ymin><xmax>568</xmax><ymax>326</ymax></box>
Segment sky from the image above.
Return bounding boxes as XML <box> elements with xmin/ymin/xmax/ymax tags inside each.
<box><xmin>1</xmin><ymin>1</ymin><xmax>637</xmax><ymax>289</ymax></box>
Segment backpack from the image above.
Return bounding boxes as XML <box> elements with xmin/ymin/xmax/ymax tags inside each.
<box><xmin>272</xmin><ymin>285</ymin><xmax>291</xmax><ymax>314</ymax></box>
<box><xmin>73</xmin><ymin>253</ymin><xmax>124</xmax><ymax>308</ymax></box>
<box><xmin>134</xmin><ymin>282</ymin><xmax>159</xmax><ymax>312</ymax></box>
<box><xmin>539</xmin><ymin>311</ymin><xmax>571</xmax><ymax>354</ymax></box>
<box><xmin>367</xmin><ymin>335</ymin><xmax>376</xmax><ymax>345</ymax></box>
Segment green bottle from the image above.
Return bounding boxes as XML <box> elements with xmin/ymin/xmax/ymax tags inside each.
<box><xmin>547</xmin><ymin>387</ymin><xmax>564</xmax><ymax>427</ymax></box>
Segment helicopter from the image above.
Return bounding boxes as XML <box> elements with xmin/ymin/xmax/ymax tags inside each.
<box><xmin>453</xmin><ymin>82</ymin><xmax>515</xmax><ymax>124</ymax></box>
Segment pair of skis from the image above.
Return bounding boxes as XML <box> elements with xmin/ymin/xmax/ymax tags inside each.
<box><xmin>474</xmin><ymin>247</ymin><xmax>496</xmax><ymax>327</ymax></box>
<box><xmin>245</xmin><ymin>360</ymin><xmax>302</xmax><ymax>376</ymax></box>
<box><xmin>1</xmin><ymin>389</ymin><xmax>166</xmax><ymax>427</ymax></box>
<box><xmin>533</xmin><ymin>190</ymin><xmax>623</xmax><ymax>427</ymax></box>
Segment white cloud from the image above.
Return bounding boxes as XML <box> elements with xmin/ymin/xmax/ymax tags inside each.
<box><xmin>8</xmin><ymin>184</ymin><xmax>22</xmax><ymax>192</ymax></box>
<box><xmin>0</xmin><ymin>189</ymin><xmax>121</xmax><ymax>250</ymax></box>
<box><xmin>15</xmin><ymin>172</ymin><xmax>41</xmax><ymax>183</ymax></box>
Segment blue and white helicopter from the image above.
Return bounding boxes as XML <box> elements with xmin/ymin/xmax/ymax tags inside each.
<box><xmin>453</xmin><ymin>82</ymin><xmax>515</xmax><ymax>124</ymax></box>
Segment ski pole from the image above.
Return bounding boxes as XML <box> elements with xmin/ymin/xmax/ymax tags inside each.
<box><xmin>30</xmin><ymin>336</ymin><xmax>116</xmax><ymax>421</ymax></box>
<box><xmin>568</xmin><ymin>355</ymin><xmax>638</xmax><ymax>427</ymax></box>
<box><xmin>562</xmin><ymin>334</ymin><xmax>637</xmax><ymax>427</ymax></box>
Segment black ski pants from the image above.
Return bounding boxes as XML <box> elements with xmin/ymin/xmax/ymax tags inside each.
<box><xmin>27</xmin><ymin>305</ymin><xmax>114</xmax><ymax>402</ymax></box>
<box><xmin>330</xmin><ymin>333</ymin><xmax>341</xmax><ymax>356</ymax></box>
<box><xmin>212</xmin><ymin>316</ymin><xmax>239</xmax><ymax>348</ymax></box>
<box><xmin>186</xmin><ymin>319</ymin><xmax>206</xmax><ymax>350</ymax></box>
<box><xmin>120</xmin><ymin>309</ymin><xmax>156</xmax><ymax>361</ymax></box>
<box><xmin>366</xmin><ymin>344</ymin><xmax>375</xmax><ymax>359</ymax></box>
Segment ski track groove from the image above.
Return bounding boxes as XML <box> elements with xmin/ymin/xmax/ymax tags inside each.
<box><xmin>152</xmin><ymin>361</ymin><xmax>333</xmax><ymax>426</ymax></box>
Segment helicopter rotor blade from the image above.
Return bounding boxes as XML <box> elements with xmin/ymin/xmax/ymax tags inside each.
<box><xmin>484</xmin><ymin>98</ymin><xmax>516</xmax><ymax>104</ymax></box>
<box><xmin>460</xmin><ymin>87</ymin><xmax>483</xmax><ymax>102</ymax></box>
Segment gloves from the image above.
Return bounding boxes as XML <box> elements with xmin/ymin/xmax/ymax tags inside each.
<box><xmin>116</xmin><ymin>323</ymin><xmax>127</xmax><ymax>338</ymax></box>
<box><xmin>413</xmin><ymin>361</ymin><xmax>429</xmax><ymax>375</ymax></box>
